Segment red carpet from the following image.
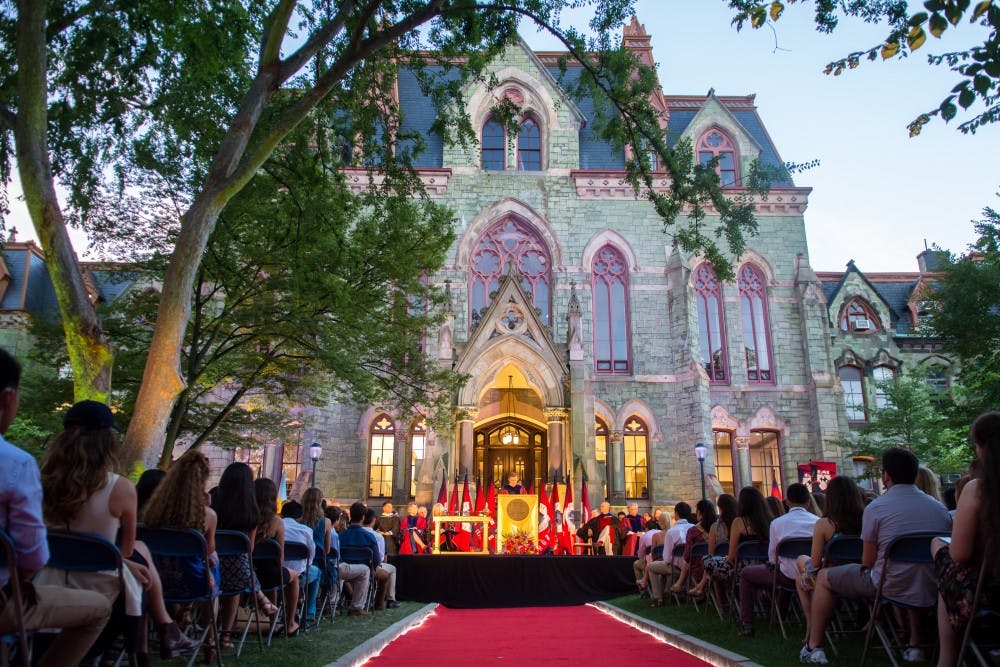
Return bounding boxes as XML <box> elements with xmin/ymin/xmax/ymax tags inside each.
<box><xmin>364</xmin><ymin>605</ymin><xmax>713</xmax><ymax>666</ymax></box>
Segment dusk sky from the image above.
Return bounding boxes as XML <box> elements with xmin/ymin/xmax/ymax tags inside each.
<box><xmin>6</xmin><ymin>2</ymin><xmax>998</xmax><ymax>274</ymax></box>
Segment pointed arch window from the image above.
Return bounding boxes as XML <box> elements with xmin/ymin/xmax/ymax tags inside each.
<box><xmin>368</xmin><ymin>414</ymin><xmax>395</xmax><ymax>498</ymax></box>
<box><xmin>517</xmin><ymin>118</ymin><xmax>542</xmax><ymax>171</ymax></box>
<box><xmin>694</xmin><ymin>262</ymin><xmax>728</xmax><ymax>384</ymax></box>
<box><xmin>592</xmin><ymin>245</ymin><xmax>631</xmax><ymax>374</ymax></box>
<box><xmin>738</xmin><ymin>264</ymin><xmax>774</xmax><ymax>384</ymax></box>
<box><xmin>482</xmin><ymin>118</ymin><xmax>506</xmax><ymax>171</ymax></box>
<box><xmin>409</xmin><ymin>419</ymin><xmax>426</xmax><ymax>498</ymax></box>
<box><xmin>697</xmin><ymin>128</ymin><xmax>738</xmax><ymax>187</ymax></box>
<box><xmin>623</xmin><ymin>417</ymin><xmax>649</xmax><ymax>500</ymax></box>
<box><xmin>838</xmin><ymin>366</ymin><xmax>866</xmax><ymax>422</ymax></box>
<box><xmin>469</xmin><ymin>217</ymin><xmax>551</xmax><ymax>327</ymax></box>
<box><xmin>840</xmin><ymin>298</ymin><xmax>881</xmax><ymax>333</ymax></box>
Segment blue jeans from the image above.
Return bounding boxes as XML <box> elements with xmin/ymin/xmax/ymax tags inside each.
<box><xmin>302</xmin><ymin>564</ymin><xmax>322</xmax><ymax>621</ymax></box>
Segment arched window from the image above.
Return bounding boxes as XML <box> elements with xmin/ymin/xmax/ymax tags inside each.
<box><xmin>837</xmin><ymin>366</ymin><xmax>866</xmax><ymax>422</ymax></box>
<box><xmin>697</xmin><ymin>127</ymin><xmax>738</xmax><ymax>187</ymax></box>
<box><xmin>409</xmin><ymin>419</ymin><xmax>426</xmax><ymax>498</ymax></box>
<box><xmin>592</xmin><ymin>245</ymin><xmax>631</xmax><ymax>374</ymax></box>
<box><xmin>517</xmin><ymin>118</ymin><xmax>541</xmax><ymax>170</ymax></box>
<box><xmin>368</xmin><ymin>414</ymin><xmax>395</xmax><ymax>497</ymax></box>
<box><xmin>482</xmin><ymin>118</ymin><xmax>506</xmax><ymax>170</ymax></box>
<box><xmin>713</xmin><ymin>429</ymin><xmax>735</xmax><ymax>494</ymax></box>
<box><xmin>694</xmin><ymin>262</ymin><xmax>728</xmax><ymax>384</ymax></box>
<box><xmin>469</xmin><ymin>217</ymin><xmax>551</xmax><ymax>327</ymax></box>
<box><xmin>595</xmin><ymin>418</ymin><xmax>610</xmax><ymax>501</ymax></box>
<box><xmin>872</xmin><ymin>365</ymin><xmax>895</xmax><ymax>409</ymax></box>
<box><xmin>738</xmin><ymin>264</ymin><xmax>773</xmax><ymax>384</ymax></box>
<box><xmin>840</xmin><ymin>298</ymin><xmax>881</xmax><ymax>333</ymax></box>
<box><xmin>748</xmin><ymin>430</ymin><xmax>782</xmax><ymax>492</ymax></box>
<box><xmin>623</xmin><ymin>417</ymin><xmax>649</xmax><ymax>499</ymax></box>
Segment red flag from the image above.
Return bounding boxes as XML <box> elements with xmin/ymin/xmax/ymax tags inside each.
<box><xmin>550</xmin><ymin>481</ymin><xmax>563</xmax><ymax>554</ymax></box>
<box><xmin>436</xmin><ymin>474</ymin><xmax>448</xmax><ymax>507</ymax></box>
<box><xmin>471</xmin><ymin>474</ymin><xmax>486</xmax><ymax>551</ymax></box>
<box><xmin>770</xmin><ymin>472</ymin><xmax>783</xmax><ymax>501</ymax></box>
<box><xmin>537</xmin><ymin>483</ymin><xmax>554</xmax><ymax>553</ymax></box>
<box><xmin>581</xmin><ymin>478</ymin><xmax>592</xmax><ymax>526</ymax></box>
<box><xmin>455</xmin><ymin>473</ymin><xmax>472</xmax><ymax>550</ymax></box>
<box><xmin>474</xmin><ymin>473</ymin><xmax>486</xmax><ymax>514</ymax></box>
<box><xmin>485</xmin><ymin>476</ymin><xmax>497</xmax><ymax>553</ymax></box>
<box><xmin>448</xmin><ymin>477</ymin><xmax>459</xmax><ymax>514</ymax></box>
<box><xmin>561</xmin><ymin>477</ymin><xmax>576</xmax><ymax>554</ymax></box>
<box><xmin>524</xmin><ymin>482</ymin><xmax>533</xmax><ymax>496</ymax></box>
<box><xmin>461</xmin><ymin>473</ymin><xmax>472</xmax><ymax>516</ymax></box>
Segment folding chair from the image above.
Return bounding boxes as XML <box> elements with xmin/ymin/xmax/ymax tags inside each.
<box><xmin>666</xmin><ymin>543</ymin><xmax>686</xmax><ymax>605</ymax></box>
<box><xmin>136</xmin><ymin>526</ymin><xmax>222</xmax><ymax>667</ymax></box>
<box><xmin>45</xmin><ymin>529</ymin><xmax>135</xmax><ymax>666</ymax></box>
<box><xmin>315</xmin><ymin>545</ymin><xmax>340</xmax><ymax>625</ymax></box>
<box><xmin>251</xmin><ymin>538</ymin><xmax>286</xmax><ymax>646</ymax></box>
<box><xmin>707</xmin><ymin>542</ymin><xmax>730</xmax><ymax>620</ymax></box>
<box><xmin>770</xmin><ymin>537</ymin><xmax>813</xmax><ymax>638</ymax></box>
<box><xmin>685</xmin><ymin>542</ymin><xmax>709</xmax><ymax>613</ymax></box>
<box><xmin>820</xmin><ymin>534</ymin><xmax>864</xmax><ymax>655</ymax></box>
<box><xmin>957</xmin><ymin>554</ymin><xmax>1000</xmax><ymax>667</ymax></box>
<box><xmin>283</xmin><ymin>542</ymin><xmax>311</xmax><ymax>632</ymax></box>
<box><xmin>214</xmin><ymin>529</ymin><xmax>262</xmax><ymax>657</ymax></box>
<box><xmin>860</xmin><ymin>531</ymin><xmax>949</xmax><ymax>667</ymax></box>
<box><xmin>339</xmin><ymin>545</ymin><xmax>377</xmax><ymax>612</ymax></box>
<box><xmin>0</xmin><ymin>528</ymin><xmax>30</xmax><ymax>667</ymax></box>
<box><xmin>729</xmin><ymin>540</ymin><xmax>769</xmax><ymax>622</ymax></box>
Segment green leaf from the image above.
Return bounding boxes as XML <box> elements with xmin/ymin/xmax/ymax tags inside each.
<box><xmin>985</xmin><ymin>61</ymin><xmax>1000</xmax><ymax>77</ymax></box>
<box><xmin>972</xmin><ymin>0</ymin><xmax>992</xmax><ymax>20</ymax></box>
<box><xmin>959</xmin><ymin>87</ymin><xmax>976</xmax><ymax>108</ymax></box>
<box><xmin>908</xmin><ymin>26</ymin><xmax>927</xmax><ymax>51</ymax></box>
<box><xmin>929</xmin><ymin>12</ymin><xmax>948</xmax><ymax>36</ymax></box>
<box><xmin>974</xmin><ymin>73</ymin><xmax>992</xmax><ymax>94</ymax></box>
<box><xmin>908</xmin><ymin>11</ymin><xmax>930</xmax><ymax>26</ymax></box>
<box><xmin>941</xmin><ymin>99</ymin><xmax>958</xmax><ymax>121</ymax></box>
<box><xmin>924</xmin><ymin>0</ymin><xmax>945</xmax><ymax>11</ymax></box>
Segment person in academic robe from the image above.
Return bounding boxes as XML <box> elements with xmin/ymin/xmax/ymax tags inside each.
<box><xmin>377</xmin><ymin>501</ymin><xmax>400</xmax><ymax>556</ymax></box>
<box><xmin>577</xmin><ymin>501</ymin><xmax>625</xmax><ymax>555</ymax></box>
<box><xmin>623</xmin><ymin>503</ymin><xmax>645</xmax><ymax>534</ymax></box>
<box><xmin>501</xmin><ymin>473</ymin><xmax>524</xmax><ymax>495</ymax></box>
<box><xmin>397</xmin><ymin>503</ymin><xmax>427</xmax><ymax>555</ymax></box>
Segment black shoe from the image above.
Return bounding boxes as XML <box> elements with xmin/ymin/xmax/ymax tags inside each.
<box><xmin>386</xmin><ymin>600</ymin><xmax>400</xmax><ymax>609</ymax></box>
<box><xmin>739</xmin><ymin>623</ymin><xmax>754</xmax><ymax>638</ymax></box>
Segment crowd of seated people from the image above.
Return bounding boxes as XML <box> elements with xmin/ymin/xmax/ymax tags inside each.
<box><xmin>629</xmin><ymin>422</ymin><xmax>1000</xmax><ymax>667</ymax></box>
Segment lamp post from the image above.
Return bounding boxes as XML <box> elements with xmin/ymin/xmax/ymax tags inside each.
<box><xmin>309</xmin><ymin>442</ymin><xmax>322</xmax><ymax>488</ymax></box>
<box><xmin>694</xmin><ymin>442</ymin><xmax>707</xmax><ymax>500</ymax></box>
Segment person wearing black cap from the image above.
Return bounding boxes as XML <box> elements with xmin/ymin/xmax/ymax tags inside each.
<box><xmin>38</xmin><ymin>399</ymin><xmax>199</xmax><ymax>660</ymax></box>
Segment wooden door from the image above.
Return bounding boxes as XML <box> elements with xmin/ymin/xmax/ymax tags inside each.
<box><xmin>488</xmin><ymin>449</ymin><xmax>532</xmax><ymax>488</ymax></box>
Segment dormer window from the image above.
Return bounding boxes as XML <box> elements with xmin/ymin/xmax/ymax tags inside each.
<box><xmin>517</xmin><ymin>118</ymin><xmax>541</xmax><ymax>170</ymax></box>
<box><xmin>697</xmin><ymin>128</ymin><xmax>738</xmax><ymax>187</ymax></box>
<box><xmin>482</xmin><ymin>118</ymin><xmax>506</xmax><ymax>171</ymax></box>
<box><xmin>840</xmin><ymin>298</ymin><xmax>881</xmax><ymax>333</ymax></box>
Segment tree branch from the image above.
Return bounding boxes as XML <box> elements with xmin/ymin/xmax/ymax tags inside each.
<box><xmin>259</xmin><ymin>0</ymin><xmax>298</xmax><ymax>70</ymax></box>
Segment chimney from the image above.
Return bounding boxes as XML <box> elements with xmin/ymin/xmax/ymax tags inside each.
<box><xmin>916</xmin><ymin>248</ymin><xmax>947</xmax><ymax>273</ymax></box>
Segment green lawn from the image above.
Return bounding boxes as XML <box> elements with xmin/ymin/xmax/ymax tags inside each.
<box><xmin>605</xmin><ymin>594</ymin><xmax>896</xmax><ymax>667</ymax></box>
<box><xmin>155</xmin><ymin>602</ymin><xmax>426</xmax><ymax>667</ymax></box>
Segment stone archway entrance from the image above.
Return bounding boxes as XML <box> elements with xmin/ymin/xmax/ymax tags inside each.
<box><xmin>474</xmin><ymin>419</ymin><xmax>547</xmax><ymax>491</ymax></box>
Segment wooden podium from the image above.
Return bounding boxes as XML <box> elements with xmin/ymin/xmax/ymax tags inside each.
<box><xmin>496</xmin><ymin>494</ymin><xmax>538</xmax><ymax>552</ymax></box>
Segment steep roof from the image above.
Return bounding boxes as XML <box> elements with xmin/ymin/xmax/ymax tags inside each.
<box><xmin>817</xmin><ymin>263</ymin><xmax>940</xmax><ymax>335</ymax></box>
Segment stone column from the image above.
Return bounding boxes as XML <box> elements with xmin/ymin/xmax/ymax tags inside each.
<box><xmin>735</xmin><ymin>435</ymin><xmax>753</xmax><ymax>490</ymax></box>
<box><xmin>391</xmin><ymin>419</ymin><xmax>411</xmax><ymax>505</ymax></box>
<box><xmin>545</xmin><ymin>408</ymin><xmax>569</xmax><ymax>480</ymax></box>
<box><xmin>609</xmin><ymin>429</ymin><xmax>626</xmax><ymax>505</ymax></box>
<box><xmin>457</xmin><ymin>406</ymin><xmax>478</xmax><ymax>478</ymax></box>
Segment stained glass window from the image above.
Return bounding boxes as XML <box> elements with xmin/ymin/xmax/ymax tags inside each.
<box><xmin>592</xmin><ymin>245</ymin><xmax>631</xmax><ymax>373</ymax></box>
<box><xmin>738</xmin><ymin>264</ymin><xmax>773</xmax><ymax>384</ymax></box>
<box><xmin>695</xmin><ymin>263</ymin><xmax>728</xmax><ymax>384</ymax></box>
<box><xmin>469</xmin><ymin>218</ymin><xmax>551</xmax><ymax>326</ymax></box>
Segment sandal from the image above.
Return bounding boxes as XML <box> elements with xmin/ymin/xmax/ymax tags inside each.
<box><xmin>219</xmin><ymin>631</ymin><xmax>235</xmax><ymax>650</ymax></box>
<box><xmin>257</xmin><ymin>594</ymin><xmax>278</xmax><ymax>617</ymax></box>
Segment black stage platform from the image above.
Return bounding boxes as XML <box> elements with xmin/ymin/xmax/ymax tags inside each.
<box><xmin>390</xmin><ymin>554</ymin><xmax>636</xmax><ymax>608</ymax></box>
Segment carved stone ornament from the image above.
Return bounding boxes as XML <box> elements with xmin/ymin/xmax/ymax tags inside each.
<box><xmin>495</xmin><ymin>303</ymin><xmax>528</xmax><ymax>335</ymax></box>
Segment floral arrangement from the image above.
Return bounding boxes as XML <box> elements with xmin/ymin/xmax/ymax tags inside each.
<box><xmin>501</xmin><ymin>530</ymin><xmax>537</xmax><ymax>555</ymax></box>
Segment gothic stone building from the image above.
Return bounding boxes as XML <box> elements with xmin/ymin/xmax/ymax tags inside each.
<box><xmin>304</xmin><ymin>20</ymin><xmax>855</xmax><ymax>509</ymax></box>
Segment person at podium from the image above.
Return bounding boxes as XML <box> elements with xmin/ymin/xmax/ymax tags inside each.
<box><xmin>501</xmin><ymin>472</ymin><xmax>525</xmax><ymax>494</ymax></box>
<box><xmin>577</xmin><ymin>501</ymin><xmax>625</xmax><ymax>555</ymax></box>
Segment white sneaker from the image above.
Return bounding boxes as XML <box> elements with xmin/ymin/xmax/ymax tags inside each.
<box><xmin>902</xmin><ymin>647</ymin><xmax>925</xmax><ymax>663</ymax></box>
<box><xmin>799</xmin><ymin>646</ymin><xmax>829</xmax><ymax>664</ymax></box>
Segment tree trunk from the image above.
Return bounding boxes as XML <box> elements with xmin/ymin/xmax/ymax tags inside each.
<box><xmin>14</xmin><ymin>0</ymin><xmax>112</xmax><ymax>402</ymax></box>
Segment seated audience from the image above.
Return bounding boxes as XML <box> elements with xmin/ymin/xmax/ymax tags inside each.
<box><xmin>933</xmin><ymin>412</ymin><xmax>1000</xmax><ymax>667</ymax></box>
<box><xmin>646</xmin><ymin>502</ymin><xmax>693</xmax><ymax>606</ymax></box>
<box><xmin>623</xmin><ymin>503</ymin><xmax>645</xmax><ymax>534</ymax></box>
<box><xmin>795</xmin><ymin>475</ymin><xmax>865</xmax><ymax>643</ymax></box>
<box><xmin>632</xmin><ymin>519</ymin><xmax>663</xmax><ymax>595</ymax></box>
<box><xmin>576</xmin><ymin>502</ymin><xmax>625</xmax><ymax>555</ymax></box>
<box><xmin>338</xmin><ymin>501</ymin><xmax>379</xmax><ymax>615</ymax></box>
<box><xmin>703</xmin><ymin>487</ymin><xmax>771</xmax><ymax>607</ymax></box>
<box><xmin>766</xmin><ymin>495</ymin><xmax>786</xmax><ymax>518</ymax></box>
<box><xmin>800</xmin><ymin>447</ymin><xmax>952</xmax><ymax>664</ymax></box>
<box><xmin>299</xmin><ymin>487</ymin><xmax>333</xmax><ymax>623</ymax></box>
<box><xmin>670</xmin><ymin>499</ymin><xmax>717</xmax><ymax>596</ymax></box>
<box><xmin>39</xmin><ymin>400</ymin><xmax>197</xmax><ymax>660</ymax></box>
<box><xmin>915</xmin><ymin>464</ymin><xmax>943</xmax><ymax>502</ymax></box>
<box><xmin>212</xmin><ymin>462</ymin><xmax>275</xmax><ymax>643</ymax></box>
<box><xmin>738</xmin><ymin>483</ymin><xmax>818</xmax><ymax>636</ymax></box>
<box><xmin>398</xmin><ymin>502</ymin><xmax>427</xmax><ymax>555</ymax></box>
<box><xmin>692</xmin><ymin>493</ymin><xmax>736</xmax><ymax>595</ymax></box>
<box><xmin>135</xmin><ymin>468</ymin><xmax>166</xmax><ymax>514</ymax></box>
<box><xmin>253</xmin><ymin>478</ymin><xmax>300</xmax><ymax>635</ymax></box>
<box><xmin>0</xmin><ymin>348</ymin><xmax>112</xmax><ymax>667</ymax></box>
<box><xmin>811</xmin><ymin>492</ymin><xmax>826</xmax><ymax>515</ymax></box>
<box><xmin>279</xmin><ymin>500</ymin><xmax>320</xmax><ymax>629</ymax></box>
<box><xmin>362</xmin><ymin>508</ymin><xmax>399</xmax><ymax>609</ymax></box>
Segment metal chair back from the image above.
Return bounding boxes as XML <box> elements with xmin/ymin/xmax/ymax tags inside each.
<box><xmin>0</xmin><ymin>528</ymin><xmax>30</xmax><ymax>667</ymax></box>
<box><xmin>213</xmin><ymin>530</ymin><xmax>262</xmax><ymax>656</ymax></box>
<box><xmin>823</xmin><ymin>534</ymin><xmax>863</xmax><ymax>566</ymax></box>
<box><xmin>735</xmin><ymin>539</ymin><xmax>769</xmax><ymax>562</ymax></box>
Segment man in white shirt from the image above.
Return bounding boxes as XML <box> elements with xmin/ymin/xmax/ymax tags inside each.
<box><xmin>280</xmin><ymin>501</ymin><xmax>322</xmax><ymax>625</ymax></box>
<box><xmin>632</xmin><ymin>519</ymin><xmax>662</xmax><ymax>595</ymax></box>
<box><xmin>0</xmin><ymin>348</ymin><xmax>112</xmax><ymax>665</ymax></box>
<box><xmin>646</xmin><ymin>502</ymin><xmax>694</xmax><ymax>605</ymax></box>
<box><xmin>738</xmin><ymin>483</ymin><xmax>817</xmax><ymax>636</ymax></box>
<box><xmin>363</xmin><ymin>508</ymin><xmax>399</xmax><ymax>609</ymax></box>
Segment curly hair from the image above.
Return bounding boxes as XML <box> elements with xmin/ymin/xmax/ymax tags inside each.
<box><xmin>40</xmin><ymin>426</ymin><xmax>120</xmax><ymax>525</ymax></box>
<box><xmin>141</xmin><ymin>450</ymin><xmax>210</xmax><ymax>532</ymax></box>
<box><xmin>300</xmin><ymin>487</ymin><xmax>325</xmax><ymax>528</ymax></box>
<box><xmin>254</xmin><ymin>478</ymin><xmax>279</xmax><ymax>539</ymax></box>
